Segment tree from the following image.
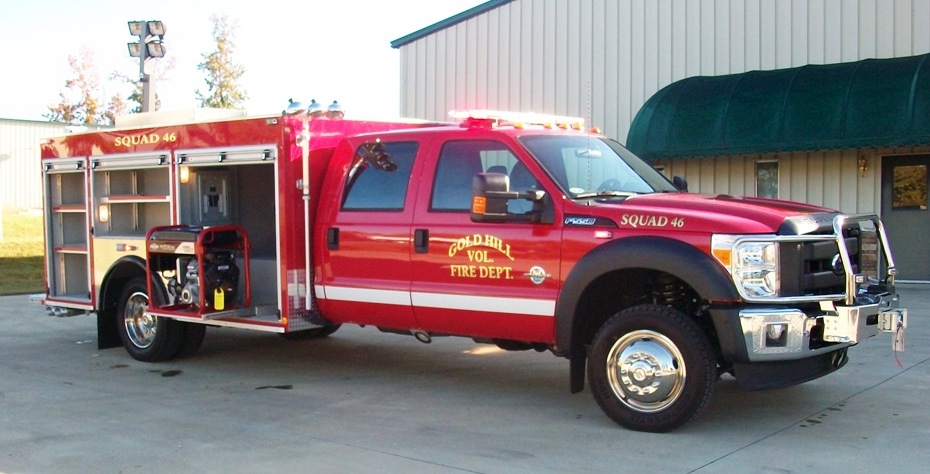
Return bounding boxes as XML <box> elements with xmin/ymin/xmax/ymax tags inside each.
<box><xmin>110</xmin><ymin>56</ymin><xmax>175</xmax><ymax>119</ymax></box>
<box><xmin>102</xmin><ymin>95</ymin><xmax>128</xmax><ymax>126</ymax></box>
<box><xmin>46</xmin><ymin>47</ymin><xmax>103</xmax><ymax>124</ymax></box>
<box><xmin>196</xmin><ymin>14</ymin><xmax>247</xmax><ymax>109</ymax></box>
<box><xmin>46</xmin><ymin>47</ymin><xmax>174</xmax><ymax>126</ymax></box>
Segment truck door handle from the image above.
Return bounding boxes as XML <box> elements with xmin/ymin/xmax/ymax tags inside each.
<box><xmin>414</xmin><ymin>229</ymin><xmax>429</xmax><ymax>254</ymax></box>
<box><xmin>327</xmin><ymin>227</ymin><xmax>340</xmax><ymax>250</ymax></box>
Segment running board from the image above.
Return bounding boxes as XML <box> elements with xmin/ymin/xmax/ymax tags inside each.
<box><xmin>146</xmin><ymin>305</ymin><xmax>284</xmax><ymax>333</ymax></box>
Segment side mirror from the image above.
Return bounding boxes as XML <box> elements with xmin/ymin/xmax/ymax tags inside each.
<box><xmin>673</xmin><ymin>175</ymin><xmax>689</xmax><ymax>192</ymax></box>
<box><xmin>471</xmin><ymin>173</ymin><xmax>511</xmax><ymax>222</ymax></box>
<box><xmin>471</xmin><ymin>172</ymin><xmax>548</xmax><ymax>223</ymax></box>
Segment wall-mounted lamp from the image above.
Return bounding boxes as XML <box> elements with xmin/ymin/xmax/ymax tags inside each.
<box><xmin>179</xmin><ymin>166</ymin><xmax>190</xmax><ymax>184</ymax></box>
<box><xmin>858</xmin><ymin>156</ymin><xmax>869</xmax><ymax>177</ymax></box>
<box><xmin>98</xmin><ymin>204</ymin><xmax>110</xmax><ymax>223</ymax></box>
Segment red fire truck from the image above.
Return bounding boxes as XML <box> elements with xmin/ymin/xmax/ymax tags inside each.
<box><xmin>38</xmin><ymin>101</ymin><xmax>907</xmax><ymax>432</ymax></box>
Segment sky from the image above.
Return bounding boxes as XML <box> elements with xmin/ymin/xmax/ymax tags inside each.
<box><xmin>0</xmin><ymin>0</ymin><xmax>488</xmax><ymax>122</ymax></box>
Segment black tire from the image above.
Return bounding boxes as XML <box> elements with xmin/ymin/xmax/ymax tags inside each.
<box><xmin>587</xmin><ymin>304</ymin><xmax>716</xmax><ymax>433</ymax></box>
<box><xmin>278</xmin><ymin>324</ymin><xmax>341</xmax><ymax>340</ymax></box>
<box><xmin>116</xmin><ymin>277</ymin><xmax>184</xmax><ymax>362</ymax></box>
<box><xmin>176</xmin><ymin>322</ymin><xmax>207</xmax><ymax>358</ymax></box>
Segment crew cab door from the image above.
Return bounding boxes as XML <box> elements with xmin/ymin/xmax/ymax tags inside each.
<box><xmin>315</xmin><ymin>140</ymin><xmax>421</xmax><ymax>329</ymax></box>
<box><xmin>410</xmin><ymin>138</ymin><xmax>562</xmax><ymax>343</ymax></box>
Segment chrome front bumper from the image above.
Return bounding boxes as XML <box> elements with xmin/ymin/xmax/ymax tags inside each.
<box><xmin>739</xmin><ymin>293</ymin><xmax>907</xmax><ymax>362</ymax></box>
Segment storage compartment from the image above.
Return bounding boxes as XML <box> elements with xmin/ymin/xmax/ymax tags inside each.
<box><xmin>44</xmin><ymin>160</ymin><xmax>91</xmax><ymax>303</ymax></box>
<box><xmin>178</xmin><ymin>162</ymin><xmax>278</xmax><ymax>307</ymax></box>
<box><xmin>53</xmin><ymin>253</ymin><xmax>90</xmax><ymax>298</ymax></box>
<box><xmin>56</xmin><ymin>211</ymin><xmax>88</xmax><ymax>248</ymax></box>
<box><xmin>51</xmin><ymin>172</ymin><xmax>86</xmax><ymax>207</ymax></box>
<box><xmin>93</xmin><ymin>166</ymin><xmax>171</xmax><ymax>237</ymax></box>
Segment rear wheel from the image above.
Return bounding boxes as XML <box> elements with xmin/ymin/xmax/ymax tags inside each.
<box><xmin>116</xmin><ymin>277</ymin><xmax>183</xmax><ymax>362</ymax></box>
<box><xmin>587</xmin><ymin>304</ymin><xmax>716</xmax><ymax>432</ymax></box>
<box><xmin>176</xmin><ymin>322</ymin><xmax>207</xmax><ymax>358</ymax></box>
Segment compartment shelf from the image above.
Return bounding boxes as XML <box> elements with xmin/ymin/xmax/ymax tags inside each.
<box><xmin>99</xmin><ymin>195</ymin><xmax>170</xmax><ymax>203</ymax></box>
<box><xmin>52</xmin><ymin>205</ymin><xmax>87</xmax><ymax>213</ymax></box>
<box><xmin>53</xmin><ymin>245</ymin><xmax>88</xmax><ymax>254</ymax></box>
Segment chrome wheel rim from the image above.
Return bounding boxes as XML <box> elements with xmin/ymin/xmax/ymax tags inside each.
<box><xmin>606</xmin><ymin>330</ymin><xmax>685</xmax><ymax>413</ymax></box>
<box><xmin>123</xmin><ymin>291</ymin><xmax>156</xmax><ymax>349</ymax></box>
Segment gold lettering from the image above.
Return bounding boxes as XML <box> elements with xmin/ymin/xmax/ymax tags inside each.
<box><xmin>451</xmin><ymin>263</ymin><xmax>515</xmax><ymax>279</ymax></box>
<box><xmin>113</xmin><ymin>133</ymin><xmax>162</xmax><ymax>148</ymax></box>
<box><xmin>448</xmin><ymin>234</ymin><xmax>515</xmax><ymax>261</ymax></box>
<box><xmin>620</xmin><ymin>214</ymin><xmax>682</xmax><ymax>228</ymax></box>
<box><xmin>466</xmin><ymin>250</ymin><xmax>493</xmax><ymax>263</ymax></box>
<box><xmin>450</xmin><ymin>264</ymin><xmax>477</xmax><ymax>278</ymax></box>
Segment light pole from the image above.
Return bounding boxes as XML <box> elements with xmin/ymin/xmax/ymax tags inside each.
<box><xmin>127</xmin><ymin>21</ymin><xmax>166</xmax><ymax>113</ymax></box>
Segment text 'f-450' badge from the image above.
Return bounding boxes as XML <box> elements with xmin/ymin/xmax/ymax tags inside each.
<box><xmin>524</xmin><ymin>266</ymin><xmax>551</xmax><ymax>285</ymax></box>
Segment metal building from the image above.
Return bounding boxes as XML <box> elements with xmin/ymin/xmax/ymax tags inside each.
<box><xmin>0</xmin><ymin>119</ymin><xmax>99</xmax><ymax>210</ymax></box>
<box><xmin>392</xmin><ymin>0</ymin><xmax>930</xmax><ymax>279</ymax></box>
<box><xmin>393</xmin><ymin>0</ymin><xmax>930</xmax><ymax>141</ymax></box>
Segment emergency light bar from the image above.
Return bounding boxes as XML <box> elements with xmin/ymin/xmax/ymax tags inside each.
<box><xmin>449</xmin><ymin>109</ymin><xmax>586</xmax><ymax>131</ymax></box>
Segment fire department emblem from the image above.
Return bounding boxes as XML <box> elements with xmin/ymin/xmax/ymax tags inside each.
<box><xmin>525</xmin><ymin>266</ymin><xmax>550</xmax><ymax>285</ymax></box>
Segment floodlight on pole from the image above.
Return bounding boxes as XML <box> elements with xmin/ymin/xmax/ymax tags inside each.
<box><xmin>127</xmin><ymin>43</ymin><xmax>143</xmax><ymax>57</ymax></box>
<box><xmin>146</xmin><ymin>43</ymin><xmax>166</xmax><ymax>58</ymax></box>
<box><xmin>127</xmin><ymin>20</ymin><xmax>166</xmax><ymax>113</ymax></box>
<box><xmin>128</xmin><ymin>21</ymin><xmax>145</xmax><ymax>36</ymax></box>
<box><xmin>147</xmin><ymin>21</ymin><xmax>166</xmax><ymax>36</ymax></box>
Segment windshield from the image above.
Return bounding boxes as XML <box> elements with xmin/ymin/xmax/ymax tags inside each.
<box><xmin>519</xmin><ymin>135</ymin><xmax>677</xmax><ymax>198</ymax></box>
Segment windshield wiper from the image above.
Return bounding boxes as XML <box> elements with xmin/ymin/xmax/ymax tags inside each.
<box><xmin>573</xmin><ymin>190</ymin><xmax>637</xmax><ymax>199</ymax></box>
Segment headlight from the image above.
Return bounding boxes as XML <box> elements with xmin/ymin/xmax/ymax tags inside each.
<box><xmin>712</xmin><ymin>235</ymin><xmax>780</xmax><ymax>298</ymax></box>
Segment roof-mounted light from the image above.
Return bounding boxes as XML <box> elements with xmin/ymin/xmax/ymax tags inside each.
<box><xmin>283</xmin><ymin>98</ymin><xmax>307</xmax><ymax>115</ymax></box>
<box><xmin>449</xmin><ymin>109</ymin><xmax>585</xmax><ymax>131</ymax></box>
<box><xmin>326</xmin><ymin>100</ymin><xmax>344</xmax><ymax>120</ymax></box>
<box><xmin>282</xmin><ymin>99</ymin><xmax>345</xmax><ymax>120</ymax></box>
<box><xmin>460</xmin><ymin>117</ymin><xmax>496</xmax><ymax>129</ymax></box>
<box><xmin>307</xmin><ymin>99</ymin><xmax>324</xmax><ymax>117</ymax></box>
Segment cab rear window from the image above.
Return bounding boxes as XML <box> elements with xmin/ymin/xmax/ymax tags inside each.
<box><xmin>342</xmin><ymin>141</ymin><xmax>418</xmax><ymax>211</ymax></box>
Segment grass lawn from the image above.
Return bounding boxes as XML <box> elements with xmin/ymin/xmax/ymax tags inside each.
<box><xmin>0</xmin><ymin>210</ymin><xmax>45</xmax><ymax>296</ymax></box>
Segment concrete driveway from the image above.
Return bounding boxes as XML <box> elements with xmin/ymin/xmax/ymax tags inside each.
<box><xmin>1</xmin><ymin>285</ymin><xmax>928</xmax><ymax>473</ymax></box>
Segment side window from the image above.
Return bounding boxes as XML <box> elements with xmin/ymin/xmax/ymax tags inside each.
<box><xmin>431</xmin><ymin>140</ymin><xmax>534</xmax><ymax>211</ymax></box>
<box><xmin>342</xmin><ymin>141</ymin><xmax>418</xmax><ymax>211</ymax></box>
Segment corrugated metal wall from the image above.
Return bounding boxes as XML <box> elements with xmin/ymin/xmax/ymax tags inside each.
<box><xmin>396</xmin><ymin>0</ymin><xmax>930</xmax><ymax>215</ymax></box>
<box><xmin>657</xmin><ymin>146</ymin><xmax>930</xmax><ymax>215</ymax></box>
<box><xmin>0</xmin><ymin>120</ymin><xmax>74</xmax><ymax>210</ymax></box>
<box><xmin>398</xmin><ymin>0</ymin><xmax>930</xmax><ymax>142</ymax></box>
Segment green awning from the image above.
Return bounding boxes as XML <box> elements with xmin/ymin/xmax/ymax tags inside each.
<box><xmin>626</xmin><ymin>54</ymin><xmax>930</xmax><ymax>161</ymax></box>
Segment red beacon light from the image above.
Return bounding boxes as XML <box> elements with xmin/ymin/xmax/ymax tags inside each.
<box><xmin>461</xmin><ymin>117</ymin><xmax>497</xmax><ymax>129</ymax></box>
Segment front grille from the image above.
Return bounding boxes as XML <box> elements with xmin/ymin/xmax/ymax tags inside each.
<box><xmin>779</xmin><ymin>223</ymin><xmax>877</xmax><ymax>297</ymax></box>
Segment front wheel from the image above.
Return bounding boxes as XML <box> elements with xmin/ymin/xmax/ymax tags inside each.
<box><xmin>587</xmin><ymin>304</ymin><xmax>716</xmax><ymax>432</ymax></box>
<box><xmin>116</xmin><ymin>277</ymin><xmax>183</xmax><ymax>362</ymax></box>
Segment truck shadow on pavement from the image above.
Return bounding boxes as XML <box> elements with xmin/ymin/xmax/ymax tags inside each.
<box><xmin>109</xmin><ymin>324</ymin><xmax>845</xmax><ymax>432</ymax></box>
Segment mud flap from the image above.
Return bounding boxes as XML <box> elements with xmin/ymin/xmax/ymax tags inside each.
<box><xmin>97</xmin><ymin>308</ymin><xmax>122</xmax><ymax>350</ymax></box>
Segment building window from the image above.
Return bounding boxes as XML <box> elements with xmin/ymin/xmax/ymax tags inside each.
<box><xmin>892</xmin><ymin>164</ymin><xmax>928</xmax><ymax>210</ymax></box>
<box><xmin>755</xmin><ymin>161</ymin><xmax>778</xmax><ymax>199</ymax></box>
